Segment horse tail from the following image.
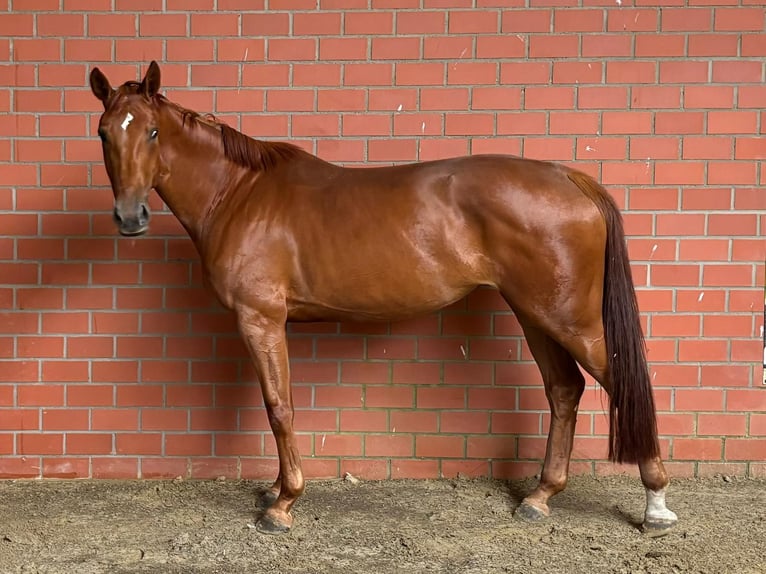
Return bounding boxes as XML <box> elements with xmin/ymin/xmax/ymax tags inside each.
<box><xmin>567</xmin><ymin>170</ymin><xmax>660</xmax><ymax>464</ymax></box>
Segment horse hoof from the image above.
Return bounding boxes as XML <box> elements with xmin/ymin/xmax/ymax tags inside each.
<box><xmin>256</xmin><ymin>511</ymin><xmax>292</xmax><ymax>535</ymax></box>
<box><xmin>259</xmin><ymin>489</ymin><xmax>278</xmax><ymax>508</ymax></box>
<box><xmin>641</xmin><ymin>519</ymin><xmax>676</xmax><ymax>538</ymax></box>
<box><xmin>514</xmin><ymin>501</ymin><xmax>549</xmax><ymax>522</ymax></box>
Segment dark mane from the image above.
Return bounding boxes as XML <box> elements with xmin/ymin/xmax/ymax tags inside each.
<box><xmin>219</xmin><ymin>123</ymin><xmax>307</xmax><ymax>172</ymax></box>
<box><xmin>152</xmin><ymin>93</ymin><xmax>306</xmax><ymax>173</ymax></box>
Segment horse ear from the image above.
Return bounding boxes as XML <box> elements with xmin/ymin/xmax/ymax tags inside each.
<box><xmin>140</xmin><ymin>60</ymin><xmax>161</xmax><ymax>99</ymax></box>
<box><xmin>89</xmin><ymin>67</ymin><xmax>113</xmax><ymax>108</ymax></box>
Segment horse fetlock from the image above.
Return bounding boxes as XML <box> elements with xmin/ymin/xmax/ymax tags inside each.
<box><xmin>259</xmin><ymin>488</ymin><xmax>279</xmax><ymax>509</ymax></box>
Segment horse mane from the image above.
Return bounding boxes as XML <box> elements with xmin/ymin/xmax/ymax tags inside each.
<box><xmin>219</xmin><ymin>123</ymin><xmax>306</xmax><ymax>172</ymax></box>
<box><xmin>154</xmin><ymin>93</ymin><xmax>307</xmax><ymax>173</ymax></box>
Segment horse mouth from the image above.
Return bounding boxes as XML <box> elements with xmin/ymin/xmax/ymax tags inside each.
<box><xmin>118</xmin><ymin>225</ymin><xmax>149</xmax><ymax>237</ymax></box>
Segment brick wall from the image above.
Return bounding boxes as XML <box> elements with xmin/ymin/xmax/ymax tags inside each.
<box><xmin>1</xmin><ymin>1</ymin><xmax>764</xmax><ymax>481</ymax></box>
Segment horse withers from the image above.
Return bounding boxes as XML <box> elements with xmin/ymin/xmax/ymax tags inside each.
<box><xmin>89</xmin><ymin>61</ymin><xmax>677</xmax><ymax>535</ymax></box>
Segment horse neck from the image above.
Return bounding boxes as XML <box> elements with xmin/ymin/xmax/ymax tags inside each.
<box><xmin>154</xmin><ymin>102</ymin><xmax>234</xmax><ymax>246</ymax></box>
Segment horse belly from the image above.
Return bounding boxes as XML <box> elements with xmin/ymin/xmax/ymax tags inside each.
<box><xmin>288</xmin><ymin>234</ymin><xmax>493</xmax><ymax>322</ymax></box>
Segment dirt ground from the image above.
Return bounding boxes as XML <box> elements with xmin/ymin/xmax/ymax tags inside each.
<box><xmin>0</xmin><ymin>475</ymin><xmax>763</xmax><ymax>574</ymax></box>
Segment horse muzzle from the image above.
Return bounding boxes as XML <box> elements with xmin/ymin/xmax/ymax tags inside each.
<box><xmin>113</xmin><ymin>202</ymin><xmax>150</xmax><ymax>236</ymax></box>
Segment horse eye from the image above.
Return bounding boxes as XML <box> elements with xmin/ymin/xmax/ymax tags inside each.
<box><xmin>149</xmin><ymin>129</ymin><xmax>158</xmax><ymax>140</ymax></box>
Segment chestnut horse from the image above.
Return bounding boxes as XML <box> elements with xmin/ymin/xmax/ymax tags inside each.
<box><xmin>90</xmin><ymin>62</ymin><xmax>677</xmax><ymax>535</ymax></box>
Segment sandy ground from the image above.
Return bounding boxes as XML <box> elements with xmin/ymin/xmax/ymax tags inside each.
<box><xmin>0</xmin><ymin>475</ymin><xmax>764</xmax><ymax>574</ymax></box>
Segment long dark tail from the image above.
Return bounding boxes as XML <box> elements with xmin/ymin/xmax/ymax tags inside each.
<box><xmin>568</xmin><ymin>171</ymin><xmax>660</xmax><ymax>464</ymax></box>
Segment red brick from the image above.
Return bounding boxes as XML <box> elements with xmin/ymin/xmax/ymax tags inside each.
<box><xmin>345</xmin><ymin>12</ymin><xmax>394</xmax><ymax>34</ymax></box>
<box><xmin>340</xmin><ymin>410</ymin><xmax>388</xmax><ymax>432</ymax></box>
<box><xmin>607</xmin><ymin>61</ymin><xmax>657</xmax><ymax>84</ymax></box>
<box><xmin>674</xmin><ymin>389</ymin><xmax>723</xmax><ymax>412</ymax></box>
<box><xmin>447</xmin><ymin>62</ymin><xmax>496</xmax><ymax>85</ymax></box>
<box><xmin>217</xmin><ymin>38</ymin><xmax>265</xmax><ymax>62</ymax></box>
<box><xmin>14</xmin><ymin>39</ymin><xmax>61</xmax><ymax>62</ymax></box>
<box><xmin>266</xmin><ymin>90</ymin><xmax>314</xmax><ymax>112</ymax></box>
<box><xmin>449</xmin><ymin>10</ymin><xmax>498</xmax><ymax>33</ymax></box>
<box><xmin>499</xmin><ymin>62</ymin><xmax>550</xmax><ymax>85</ymax></box>
<box><xmin>714</xmin><ymin>8</ymin><xmax>764</xmax><ymax>31</ymax></box>
<box><xmin>139</xmin><ymin>14</ymin><xmax>187</xmax><ymax>36</ymax></box>
<box><xmin>372</xmin><ymin>37</ymin><xmax>421</xmax><ymax>60</ymax></box>
<box><xmin>524</xmin><ymin>137</ymin><xmax>575</xmax><ymax>161</ymax></box>
<box><xmin>190</xmin><ymin>13</ymin><xmax>238</xmax><ymax>36</ymax></box>
<box><xmin>366</xmin><ymin>434</ymin><xmax>413</xmax><ymax>457</ymax></box>
<box><xmin>673</xmin><ymin>438</ymin><xmax>721</xmax><ymax>461</ymax></box>
<box><xmin>17</xmin><ymin>432</ymin><xmax>63</xmax><ymax>455</ymax></box>
<box><xmin>661</xmin><ymin>8</ymin><xmax>711</xmax><ymax>32</ymax></box>
<box><xmin>396</xmin><ymin>11</ymin><xmax>445</xmax><ymax>34</ymax></box>
<box><xmin>317</xmin><ymin>139</ymin><xmax>365</xmax><ymax>163</ymax></box>
<box><xmin>578</xmin><ymin>86</ymin><xmax>628</xmax><ymax>109</ymax></box>
<box><xmin>660</xmin><ymin>61</ymin><xmax>709</xmax><ymax>84</ymax></box>
<box><xmin>167</xmin><ymin>39</ymin><xmax>214</xmax><ymax>62</ymax></box>
<box><xmin>317</xmin><ymin>89</ymin><xmax>365</xmax><ymax>111</ymax></box>
<box><xmin>293</xmin><ymin>63</ymin><xmax>342</xmax><ymax>87</ymax></box>
<box><xmin>444</xmin><ymin>113</ymin><xmax>493</xmax><ymax>136</ymax></box>
<box><xmin>41</xmin><ymin>458</ymin><xmax>89</xmax><ymax>478</ymax></box>
<box><xmin>553</xmin><ymin>61</ymin><xmax>602</xmax><ymax>85</ymax></box>
<box><xmin>502</xmin><ymin>9</ymin><xmax>551</xmax><ymax>32</ymax></box>
<box><xmin>712</xmin><ymin>61</ymin><xmax>763</xmax><ymax>84</ymax></box>
<box><xmin>368</xmin><ymin>139</ymin><xmax>417</xmax><ymax>161</ymax></box>
<box><xmin>424</xmin><ymin>36</ymin><xmax>473</xmax><ymax>60</ymax></box>
<box><xmin>752</xmin><ymin>415</ymin><xmax>766</xmax><ymax>436</ymax></box>
<box><xmin>164</xmin><ymin>434</ymin><xmax>212</xmax><ymax>456</ymax></box>
<box><xmin>319</xmin><ymin>38</ymin><xmax>367</xmax><ymax>61</ymax></box>
<box><xmin>316</xmin><ymin>434</ymin><xmax>362</xmax><ymax>457</ymax></box>
<box><xmin>725</xmin><ymin>439</ymin><xmax>766</xmax><ymax>461</ymax></box>
<box><xmin>92</xmin><ymin>458</ymin><xmax>139</xmax><ymax>479</ymax></box>
<box><xmin>635</xmin><ymin>34</ymin><xmax>685</xmax><ymax>57</ymax></box>
<box><xmin>140</xmin><ymin>457</ymin><xmax>188</xmax><ymax>479</ymax></box>
<box><xmin>476</xmin><ymin>35</ymin><xmax>525</xmax><ymax>59</ymax></box>
<box><xmin>688</xmin><ymin>34</ymin><xmax>738</xmax><ymax>57</ymax></box>
<box><xmin>268</xmin><ymin>38</ymin><xmax>316</xmax><ymax>61</ymax></box>
<box><xmin>582</xmin><ymin>35</ymin><xmax>631</xmax><ymax>57</ymax></box>
<box><xmin>67</xmin><ymin>434</ymin><xmax>113</xmax><ymax>455</ymax></box>
<box><xmin>365</xmin><ymin>386</ymin><xmax>413</xmax><ymax>408</ymax></box>
<box><xmin>727</xmin><ymin>390</ymin><xmax>766</xmax><ymax>412</ymax></box>
<box><xmin>0</xmin><ymin>14</ymin><xmax>34</xmax><ymax>36</ymax></box>
<box><xmin>678</xmin><ymin>339</ymin><xmax>727</xmax><ymax>363</ymax></box>
<box><xmin>742</xmin><ymin>34</ymin><xmax>766</xmax><ymax>57</ymax></box>
<box><xmin>38</xmin><ymin>13</ymin><xmax>84</xmax><ymax>36</ymax></box>
<box><xmin>576</xmin><ymin>137</ymin><xmax>626</xmax><ymax>160</ymax></box>
<box><xmin>0</xmin><ymin>409</ymin><xmax>39</xmax><ymax>431</ymax></box>
<box><xmin>708</xmin><ymin>111</ymin><xmax>758</xmax><ymax>134</ymax></box>
<box><xmin>698</xmin><ymin>414</ymin><xmax>747</xmax><ymax>436</ymax></box>
<box><xmin>415</xmin><ymin>435</ymin><xmax>465</xmax><ymax>458</ymax></box>
<box><xmin>43</xmin><ymin>409</ymin><xmax>88</xmax><ymax>431</ymax></box>
<box><xmin>703</xmin><ymin>316</ymin><xmax>754</xmax><ymax>338</ymax></box>
<box><xmin>118</xmin><ymin>433</ymin><xmax>163</xmax><ymax>455</ymax></box>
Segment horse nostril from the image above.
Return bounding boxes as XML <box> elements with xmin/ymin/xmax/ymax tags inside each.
<box><xmin>139</xmin><ymin>204</ymin><xmax>150</xmax><ymax>225</ymax></box>
<box><xmin>113</xmin><ymin>208</ymin><xmax>123</xmax><ymax>224</ymax></box>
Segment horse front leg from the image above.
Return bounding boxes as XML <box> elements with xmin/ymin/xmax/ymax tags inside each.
<box><xmin>238</xmin><ymin>309</ymin><xmax>304</xmax><ymax>534</ymax></box>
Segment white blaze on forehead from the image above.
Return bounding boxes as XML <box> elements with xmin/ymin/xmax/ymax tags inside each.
<box><xmin>121</xmin><ymin>112</ymin><xmax>134</xmax><ymax>131</ymax></box>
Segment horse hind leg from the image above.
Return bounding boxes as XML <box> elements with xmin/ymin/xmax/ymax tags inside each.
<box><xmin>559</xmin><ymin>324</ymin><xmax>678</xmax><ymax>535</ymax></box>
<box><xmin>513</xmin><ymin>319</ymin><xmax>586</xmax><ymax>521</ymax></box>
